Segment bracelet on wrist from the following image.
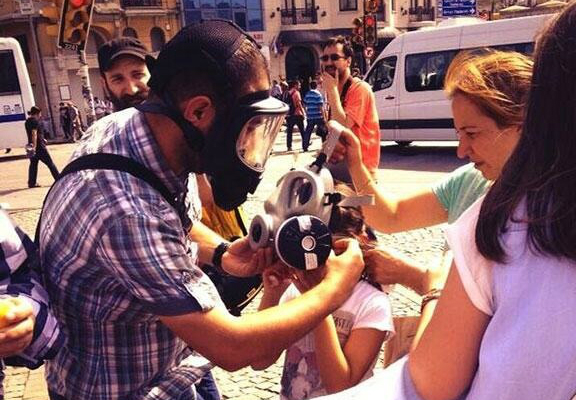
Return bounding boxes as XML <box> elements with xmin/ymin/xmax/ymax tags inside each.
<box><xmin>212</xmin><ymin>242</ymin><xmax>230</xmax><ymax>275</ymax></box>
<box><xmin>420</xmin><ymin>288</ymin><xmax>443</xmax><ymax>313</ymax></box>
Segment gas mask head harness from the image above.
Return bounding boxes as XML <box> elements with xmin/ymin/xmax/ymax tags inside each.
<box><xmin>137</xmin><ymin>19</ymin><xmax>288</xmax><ymax>211</ymax></box>
<box><xmin>249</xmin><ymin>121</ymin><xmax>374</xmax><ymax>270</ymax></box>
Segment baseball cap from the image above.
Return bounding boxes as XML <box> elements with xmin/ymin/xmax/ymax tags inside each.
<box><xmin>147</xmin><ymin>19</ymin><xmax>259</xmax><ymax>93</ymax></box>
<box><xmin>98</xmin><ymin>37</ymin><xmax>150</xmax><ymax>72</ymax></box>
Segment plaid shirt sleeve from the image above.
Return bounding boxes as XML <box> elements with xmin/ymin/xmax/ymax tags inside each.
<box><xmin>0</xmin><ymin>210</ymin><xmax>64</xmax><ymax>369</ymax></box>
<box><xmin>95</xmin><ymin>212</ymin><xmax>220</xmax><ymax>315</ymax></box>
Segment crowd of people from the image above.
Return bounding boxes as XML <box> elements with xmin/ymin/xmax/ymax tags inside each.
<box><xmin>7</xmin><ymin>3</ymin><xmax>576</xmax><ymax>399</ymax></box>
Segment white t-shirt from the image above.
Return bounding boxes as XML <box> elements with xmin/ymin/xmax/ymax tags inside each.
<box><xmin>279</xmin><ymin>280</ymin><xmax>394</xmax><ymax>400</ymax></box>
<box><xmin>445</xmin><ymin>197</ymin><xmax>576</xmax><ymax>400</ymax></box>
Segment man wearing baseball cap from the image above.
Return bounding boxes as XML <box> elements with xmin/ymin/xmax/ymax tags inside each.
<box><xmin>98</xmin><ymin>37</ymin><xmax>153</xmax><ymax>111</ymax></box>
<box><xmin>40</xmin><ymin>20</ymin><xmax>364</xmax><ymax>399</ymax></box>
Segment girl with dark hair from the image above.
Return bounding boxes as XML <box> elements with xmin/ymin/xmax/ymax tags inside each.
<box><xmin>319</xmin><ymin>4</ymin><xmax>576</xmax><ymax>399</ymax></box>
<box><xmin>253</xmin><ymin>186</ymin><xmax>394</xmax><ymax>400</ymax></box>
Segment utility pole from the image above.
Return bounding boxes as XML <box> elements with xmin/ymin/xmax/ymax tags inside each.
<box><xmin>57</xmin><ymin>0</ymin><xmax>96</xmax><ymax>125</ymax></box>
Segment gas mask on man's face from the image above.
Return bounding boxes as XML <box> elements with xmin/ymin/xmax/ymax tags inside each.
<box><xmin>141</xmin><ymin>20</ymin><xmax>291</xmax><ymax>211</ymax></box>
<box><xmin>248</xmin><ymin>121</ymin><xmax>373</xmax><ymax>270</ymax></box>
<box><xmin>202</xmin><ymin>91</ymin><xmax>288</xmax><ymax>210</ymax></box>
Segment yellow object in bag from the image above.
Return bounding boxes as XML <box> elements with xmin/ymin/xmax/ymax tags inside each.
<box><xmin>201</xmin><ymin>205</ymin><xmax>247</xmax><ymax>240</ymax></box>
<box><xmin>201</xmin><ymin>204</ymin><xmax>262</xmax><ymax>316</ymax></box>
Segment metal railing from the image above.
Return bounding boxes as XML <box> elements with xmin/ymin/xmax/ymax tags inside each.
<box><xmin>281</xmin><ymin>6</ymin><xmax>318</xmax><ymax>25</ymax></box>
<box><xmin>121</xmin><ymin>0</ymin><xmax>162</xmax><ymax>8</ymax></box>
<box><xmin>408</xmin><ymin>6</ymin><xmax>435</xmax><ymax>21</ymax></box>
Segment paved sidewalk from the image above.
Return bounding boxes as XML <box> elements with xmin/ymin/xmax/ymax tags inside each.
<box><xmin>0</xmin><ymin>132</ymin><xmax>457</xmax><ymax>399</ymax></box>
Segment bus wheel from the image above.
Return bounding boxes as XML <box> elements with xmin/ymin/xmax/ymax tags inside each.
<box><xmin>395</xmin><ymin>141</ymin><xmax>412</xmax><ymax>147</ymax></box>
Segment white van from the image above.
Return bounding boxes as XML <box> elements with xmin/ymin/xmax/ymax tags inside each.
<box><xmin>365</xmin><ymin>14</ymin><xmax>552</xmax><ymax>144</ymax></box>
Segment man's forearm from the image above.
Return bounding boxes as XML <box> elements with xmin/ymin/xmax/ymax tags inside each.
<box><xmin>188</xmin><ymin>222</ymin><xmax>225</xmax><ymax>265</ymax></box>
<box><xmin>161</xmin><ymin>277</ymin><xmax>351</xmax><ymax>371</ymax></box>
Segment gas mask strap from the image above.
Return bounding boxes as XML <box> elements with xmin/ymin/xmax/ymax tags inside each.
<box><xmin>338</xmin><ymin>195</ymin><xmax>375</xmax><ymax>208</ymax></box>
<box><xmin>135</xmin><ymin>98</ymin><xmax>205</xmax><ymax>152</ymax></box>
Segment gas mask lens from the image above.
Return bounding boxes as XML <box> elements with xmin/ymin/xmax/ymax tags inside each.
<box><xmin>236</xmin><ymin>113</ymin><xmax>285</xmax><ymax>171</ymax></box>
<box><xmin>288</xmin><ymin>177</ymin><xmax>313</xmax><ymax>208</ymax></box>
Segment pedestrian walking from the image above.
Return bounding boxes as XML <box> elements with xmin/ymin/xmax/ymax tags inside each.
<box><xmin>58</xmin><ymin>102</ymin><xmax>73</xmax><ymax>142</ymax></box>
<box><xmin>67</xmin><ymin>101</ymin><xmax>84</xmax><ymax>141</ymax></box>
<box><xmin>303</xmin><ymin>80</ymin><xmax>327</xmax><ymax>143</ymax></box>
<box><xmin>283</xmin><ymin>80</ymin><xmax>306</xmax><ymax>152</ymax></box>
<box><xmin>25</xmin><ymin>106</ymin><xmax>59</xmax><ymax>188</ymax></box>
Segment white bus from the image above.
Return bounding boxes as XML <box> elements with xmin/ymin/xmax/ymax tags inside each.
<box><xmin>365</xmin><ymin>14</ymin><xmax>552</xmax><ymax>145</ymax></box>
<box><xmin>0</xmin><ymin>37</ymin><xmax>35</xmax><ymax>151</ymax></box>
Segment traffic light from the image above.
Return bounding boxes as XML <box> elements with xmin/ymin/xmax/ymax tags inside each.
<box><xmin>57</xmin><ymin>0</ymin><xmax>94</xmax><ymax>52</ymax></box>
<box><xmin>351</xmin><ymin>17</ymin><xmax>364</xmax><ymax>46</ymax></box>
<box><xmin>363</xmin><ymin>13</ymin><xmax>377</xmax><ymax>47</ymax></box>
<box><xmin>365</xmin><ymin>0</ymin><xmax>379</xmax><ymax>13</ymax></box>
<box><xmin>39</xmin><ymin>0</ymin><xmax>62</xmax><ymax>37</ymax></box>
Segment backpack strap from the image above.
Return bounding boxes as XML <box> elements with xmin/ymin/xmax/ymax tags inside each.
<box><xmin>340</xmin><ymin>77</ymin><xmax>354</xmax><ymax>107</ymax></box>
<box><xmin>35</xmin><ymin>153</ymin><xmax>179</xmax><ymax>243</ymax></box>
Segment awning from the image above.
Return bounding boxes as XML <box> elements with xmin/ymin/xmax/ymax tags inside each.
<box><xmin>378</xmin><ymin>26</ymin><xmax>402</xmax><ymax>39</ymax></box>
<box><xmin>277</xmin><ymin>28</ymin><xmax>352</xmax><ymax>45</ymax></box>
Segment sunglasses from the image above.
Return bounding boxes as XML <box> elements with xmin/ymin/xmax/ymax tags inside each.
<box><xmin>320</xmin><ymin>54</ymin><xmax>347</xmax><ymax>62</ymax></box>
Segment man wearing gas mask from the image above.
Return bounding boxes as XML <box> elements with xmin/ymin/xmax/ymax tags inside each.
<box><xmin>97</xmin><ymin>37</ymin><xmax>261</xmax><ymax>321</ymax></box>
<box><xmin>39</xmin><ymin>20</ymin><xmax>365</xmax><ymax>400</ymax></box>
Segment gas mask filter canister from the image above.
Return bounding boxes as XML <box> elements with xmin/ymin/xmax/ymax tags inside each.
<box><xmin>249</xmin><ymin>121</ymin><xmax>374</xmax><ymax>270</ymax></box>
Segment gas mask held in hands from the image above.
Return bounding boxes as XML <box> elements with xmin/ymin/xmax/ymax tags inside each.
<box><xmin>248</xmin><ymin>121</ymin><xmax>374</xmax><ymax>270</ymax></box>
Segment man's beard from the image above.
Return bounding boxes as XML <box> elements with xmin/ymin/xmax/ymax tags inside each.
<box><xmin>104</xmin><ymin>82</ymin><xmax>149</xmax><ymax>111</ymax></box>
<box><xmin>109</xmin><ymin>90</ymin><xmax>149</xmax><ymax>111</ymax></box>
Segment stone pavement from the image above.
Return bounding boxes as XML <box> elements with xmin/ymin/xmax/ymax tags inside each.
<box><xmin>0</xmin><ymin>130</ymin><xmax>462</xmax><ymax>399</ymax></box>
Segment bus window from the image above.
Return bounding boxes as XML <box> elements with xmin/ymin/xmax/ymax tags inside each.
<box><xmin>366</xmin><ymin>56</ymin><xmax>397</xmax><ymax>92</ymax></box>
<box><xmin>493</xmin><ymin>42</ymin><xmax>534</xmax><ymax>55</ymax></box>
<box><xmin>405</xmin><ymin>50</ymin><xmax>458</xmax><ymax>92</ymax></box>
<box><xmin>0</xmin><ymin>50</ymin><xmax>21</xmax><ymax>95</ymax></box>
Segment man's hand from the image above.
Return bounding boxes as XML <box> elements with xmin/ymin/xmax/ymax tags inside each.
<box><xmin>329</xmin><ymin>125</ymin><xmax>362</xmax><ymax>167</ymax></box>
<box><xmin>221</xmin><ymin>237</ymin><xmax>275</xmax><ymax>277</ymax></box>
<box><xmin>322</xmin><ymin>71</ymin><xmax>339</xmax><ymax>93</ymax></box>
<box><xmin>0</xmin><ymin>297</ymin><xmax>35</xmax><ymax>358</ymax></box>
<box><xmin>322</xmin><ymin>239</ymin><xmax>364</xmax><ymax>300</ymax></box>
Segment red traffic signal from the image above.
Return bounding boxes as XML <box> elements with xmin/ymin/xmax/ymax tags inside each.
<box><xmin>363</xmin><ymin>13</ymin><xmax>377</xmax><ymax>47</ymax></box>
<box><xmin>57</xmin><ymin>0</ymin><xmax>94</xmax><ymax>51</ymax></box>
<box><xmin>364</xmin><ymin>14</ymin><xmax>375</xmax><ymax>27</ymax></box>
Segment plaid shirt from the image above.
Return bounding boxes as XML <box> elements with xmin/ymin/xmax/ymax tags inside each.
<box><xmin>0</xmin><ymin>208</ymin><xmax>64</xmax><ymax>395</ymax></box>
<box><xmin>39</xmin><ymin>109</ymin><xmax>223</xmax><ymax>399</ymax></box>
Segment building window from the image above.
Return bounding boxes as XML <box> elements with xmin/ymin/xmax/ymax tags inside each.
<box><xmin>150</xmin><ymin>27</ymin><xmax>166</xmax><ymax>52</ymax></box>
<box><xmin>184</xmin><ymin>0</ymin><xmax>262</xmax><ymax>31</ymax></box>
<box><xmin>200</xmin><ymin>0</ymin><xmax>215</xmax><ymax>8</ymax></box>
<box><xmin>340</xmin><ymin>0</ymin><xmax>357</xmax><ymax>11</ymax></box>
<box><xmin>123</xmin><ymin>27</ymin><xmax>138</xmax><ymax>38</ymax></box>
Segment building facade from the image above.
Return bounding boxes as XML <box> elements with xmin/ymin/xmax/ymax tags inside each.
<box><xmin>1</xmin><ymin>0</ymin><xmax>452</xmax><ymax>136</ymax></box>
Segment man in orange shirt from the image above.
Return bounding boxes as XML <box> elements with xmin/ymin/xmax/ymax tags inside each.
<box><xmin>321</xmin><ymin>36</ymin><xmax>380</xmax><ymax>183</ymax></box>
